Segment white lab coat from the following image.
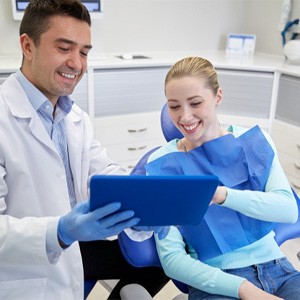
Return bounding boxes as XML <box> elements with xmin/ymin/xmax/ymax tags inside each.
<box><xmin>0</xmin><ymin>74</ymin><xmax>126</xmax><ymax>299</ymax></box>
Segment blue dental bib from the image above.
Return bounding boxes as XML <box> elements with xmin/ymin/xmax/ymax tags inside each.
<box><xmin>145</xmin><ymin>126</ymin><xmax>275</xmax><ymax>261</ymax></box>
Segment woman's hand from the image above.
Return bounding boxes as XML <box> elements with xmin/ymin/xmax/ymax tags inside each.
<box><xmin>210</xmin><ymin>186</ymin><xmax>227</xmax><ymax>205</ymax></box>
<box><xmin>239</xmin><ymin>280</ymin><xmax>284</xmax><ymax>300</ymax></box>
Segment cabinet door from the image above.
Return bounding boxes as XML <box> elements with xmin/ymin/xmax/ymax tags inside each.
<box><xmin>93</xmin><ymin>67</ymin><xmax>168</xmax><ymax>117</ymax></box>
<box><xmin>276</xmin><ymin>74</ymin><xmax>300</xmax><ymax>127</ymax></box>
<box><xmin>271</xmin><ymin>120</ymin><xmax>300</xmax><ymax>194</ymax></box>
<box><xmin>216</xmin><ymin>69</ymin><xmax>274</xmax><ymax>118</ymax></box>
<box><xmin>94</xmin><ymin>111</ymin><xmax>165</xmax><ymax>171</ymax></box>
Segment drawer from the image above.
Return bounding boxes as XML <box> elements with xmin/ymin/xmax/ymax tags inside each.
<box><xmin>277</xmin><ymin>152</ymin><xmax>300</xmax><ymax>179</ymax></box>
<box><xmin>105</xmin><ymin>139</ymin><xmax>163</xmax><ymax>164</ymax></box>
<box><xmin>94</xmin><ymin>112</ymin><xmax>165</xmax><ymax>146</ymax></box>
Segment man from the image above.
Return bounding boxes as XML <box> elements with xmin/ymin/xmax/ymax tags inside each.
<box><xmin>0</xmin><ymin>0</ymin><xmax>168</xmax><ymax>299</ymax></box>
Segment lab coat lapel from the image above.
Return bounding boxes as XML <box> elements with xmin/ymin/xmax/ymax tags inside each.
<box><xmin>1</xmin><ymin>75</ymin><xmax>59</xmax><ymax>157</ymax></box>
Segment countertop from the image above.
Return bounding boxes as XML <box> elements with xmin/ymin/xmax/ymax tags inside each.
<box><xmin>1</xmin><ymin>50</ymin><xmax>300</xmax><ymax>76</ymax></box>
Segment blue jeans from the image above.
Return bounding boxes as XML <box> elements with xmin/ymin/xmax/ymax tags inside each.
<box><xmin>188</xmin><ymin>258</ymin><xmax>300</xmax><ymax>299</ymax></box>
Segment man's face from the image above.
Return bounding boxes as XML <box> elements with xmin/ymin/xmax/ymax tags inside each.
<box><xmin>21</xmin><ymin>15</ymin><xmax>92</xmax><ymax>105</ymax></box>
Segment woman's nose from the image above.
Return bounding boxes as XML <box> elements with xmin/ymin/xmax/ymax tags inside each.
<box><xmin>181</xmin><ymin>107</ymin><xmax>193</xmax><ymax>122</ymax></box>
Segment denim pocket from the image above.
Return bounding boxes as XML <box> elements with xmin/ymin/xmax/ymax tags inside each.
<box><xmin>276</xmin><ymin>257</ymin><xmax>297</xmax><ymax>274</ymax></box>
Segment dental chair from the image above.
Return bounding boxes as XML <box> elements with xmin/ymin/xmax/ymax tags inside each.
<box><xmin>117</xmin><ymin>103</ymin><xmax>300</xmax><ymax>299</ymax></box>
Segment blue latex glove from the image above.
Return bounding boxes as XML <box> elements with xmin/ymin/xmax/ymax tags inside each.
<box><xmin>133</xmin><ymin>226</ymin><xmax>170</xmax><ymax>240</ymax></box>
<box><xmin>58</xmin><ymin>200</ymin><xmax>139</xmax><ymax>247</ymax></box>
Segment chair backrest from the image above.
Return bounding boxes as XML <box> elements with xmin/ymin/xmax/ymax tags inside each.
<box><xmin>160</xmin><ymin>103</ymin><xmax>183</xmax><ymax>142</ymax></box>
<box><xmin>274</xmin><ymin>189</ymin><xmax>300</xmax><ymax>245</ymax></box>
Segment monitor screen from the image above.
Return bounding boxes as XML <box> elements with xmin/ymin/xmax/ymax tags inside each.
<box><xmin>12</xmin><ymin>0</ymin><xmax>103</xmax><ymax>20</ymax></box>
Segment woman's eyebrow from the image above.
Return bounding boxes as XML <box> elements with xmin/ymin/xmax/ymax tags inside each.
<box><xmin>187</xmin><ymin>95</ymin><xmax>203</xmax><ymax>101</ymax></box>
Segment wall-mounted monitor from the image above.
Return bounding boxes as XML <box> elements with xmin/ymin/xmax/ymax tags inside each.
<box><xmin>11</xmin><ymin>0</ymin><xmax>103</xmax><ymax>21</ymax></box>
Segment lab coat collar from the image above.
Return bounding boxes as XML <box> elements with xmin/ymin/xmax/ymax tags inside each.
<box><xmin>2</xmin><ymin>74</ymin><xmax>82</xmax><ymax>161</ymax></box>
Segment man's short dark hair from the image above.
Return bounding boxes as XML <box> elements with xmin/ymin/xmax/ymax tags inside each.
<box><xmin>19</xmin><ymin>0</ymin><xmax>91</xmax><ymax>46</ymax></box>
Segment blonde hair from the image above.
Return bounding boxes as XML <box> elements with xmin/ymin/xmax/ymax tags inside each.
<box><xmin>165</xmin><ymin>57</ymin><xmax>219</xmax><ymax>96</ymax></box>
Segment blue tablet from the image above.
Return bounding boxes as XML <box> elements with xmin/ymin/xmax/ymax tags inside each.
<box><xmin>89</xmin><ymin>175</ymin><xmax>219</xmax><ymax>226</ymax></box>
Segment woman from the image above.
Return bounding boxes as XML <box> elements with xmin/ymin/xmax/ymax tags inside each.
<box><xmin>145</xmin><ymin>57</ymin><xmax>300</xmax><ymax>299</ymax></box>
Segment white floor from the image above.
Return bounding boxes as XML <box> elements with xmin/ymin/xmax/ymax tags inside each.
<box><xmin>87</xmin><ymin>238</ymin><xmax>300</xmax><ymax>300</ymax></box>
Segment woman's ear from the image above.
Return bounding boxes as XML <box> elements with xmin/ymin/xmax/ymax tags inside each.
<box><xmin>215</xmin><ymin>88</ymin><xmax>223</xmax><ymax>107</ymax></box>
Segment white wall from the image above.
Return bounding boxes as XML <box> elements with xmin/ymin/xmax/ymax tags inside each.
<box><xmin>1</xmin><ymin>0</ymin><xmax>298</xmax><ymax>57</ymax></box>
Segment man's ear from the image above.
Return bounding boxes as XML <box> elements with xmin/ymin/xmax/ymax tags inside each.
<box><xmin>20</xmin><ymin>33</ymin><xmax>34</xmax><ymax>61</ymax></box>
<box><xmin>215</xmin><ymin>88</ymin><xmax>223</xmax><ymax>107</ymax></box>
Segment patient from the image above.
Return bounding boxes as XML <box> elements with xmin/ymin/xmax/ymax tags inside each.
<box><xmin>145</xmin><ymin>56</ymin><xmax>300</xmax><ymax>299</ymax></box>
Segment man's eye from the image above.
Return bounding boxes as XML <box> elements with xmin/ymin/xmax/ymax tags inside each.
<box><xmin>59</xmin><ymin>47</ymin><xmax>69</xmax><ymax>52</ymax></box>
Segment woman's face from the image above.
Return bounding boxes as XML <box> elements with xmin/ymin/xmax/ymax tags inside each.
<box><xmin>166</xmin><ymin>76</ymin><xmax>222</xmax><ymax>149</ymax></box>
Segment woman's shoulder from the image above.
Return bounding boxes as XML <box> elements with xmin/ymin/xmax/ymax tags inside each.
<box><xmin>147</xmin><ymin>139</ymin><xmax>178</xmax><ymax>163</ymax></box>
<box><xmin>229</xmin><ymin>124</ymin><xmax>276</xmax><ymax>152</ymax></box>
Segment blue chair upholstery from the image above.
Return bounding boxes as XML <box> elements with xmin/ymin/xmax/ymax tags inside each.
<box><xmin>160</xmin><ymin>103</ymin><xmax>183</xmax><ymax>141</ymax></box>
<box><xmin>84</xmin><ymin>280</ymin><xmax>97</xmax><ymax>299</ymax></box>
<box><xmin>274</xmin><ymin>189</ymin><xmax>300</xmax><ymax>246</ymax></box>
<box><xmin>117</xmin><ymin>103</ymin><xmax>300</xmax><ymax>295</ymax></box>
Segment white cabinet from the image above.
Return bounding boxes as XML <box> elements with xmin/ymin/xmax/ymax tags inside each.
<box><xmin>94</xmin><ymin>112</ymin><xmax>165</xmax><ymax>172</ymax></box>
<box><xmin>217</xmin><ymin>69</ymin><xmax>274</xmax><ymax>119</ymax></box>
<box><xmin>216</xmin><ymin>69</ymin><xmax>274</xmax><ymax>130</ymax></box>
<box><xmin>92</xmin><ymin>67</ymin><xmax>169</xmax><ymax>171</ymax></box>
<box><xmin>271</xmin><ymin>74</ymin><xmax>300</xmax><ymax>194</ymax></box>
<box><xmin>93</xmin><ymin>67</ymin><xmax>168</xmax><ymax>117</ymax></box>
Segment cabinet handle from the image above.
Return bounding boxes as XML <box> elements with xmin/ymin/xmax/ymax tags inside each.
<box><xmin>295</xmin><ymin>162</ymin><xmax>300</xmax><ymax>170</ymax></box>
<box><xmin>291</xmin><ymin>180</ymin><xmax>300</xmax><ymax>190</ymax></box>
<box><xmin>297</xmin><ymin>144</ymin><xmax>300</xmax><ymax>151</ymax></box>
<box><xmin>127</xmin><ymin>145</ymin><xmax>147</xmax><ymax>151</ymax></box>
<box><xmin>128</xmin><ymin>127</ymin><xmax>148</xmax><ymax>133</ymax></box>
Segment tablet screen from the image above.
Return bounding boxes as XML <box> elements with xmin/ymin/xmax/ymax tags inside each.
<box><xmin>89</xmin><ymin>175</ymin><xmax>219</xmax><ymax>226</ymax></box>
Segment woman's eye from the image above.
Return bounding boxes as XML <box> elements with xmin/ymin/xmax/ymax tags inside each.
<box><xmin>169</xmin><ymin>105</ymin><xmax>180</xmax><ymax>110</ymax></box>
<box><xmin>191</xmin><ymin>102</ymin><xmax>201</xmax><ymax>107</ymax></box>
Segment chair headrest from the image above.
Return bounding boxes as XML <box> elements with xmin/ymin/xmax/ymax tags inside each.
<box><xmin>160</xmin><ymin>103</ymin><xmax>183</xmax><ymax>142</ymax></box>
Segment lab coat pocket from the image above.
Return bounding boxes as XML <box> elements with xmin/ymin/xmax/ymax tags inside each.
<box><xmin>0</xmin><ymin>277</ymin><xmax>47</xmax><ymax>299</ymax></box>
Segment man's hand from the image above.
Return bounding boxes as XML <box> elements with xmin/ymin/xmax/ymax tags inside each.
<box><xmin>58</xmin><ymin>200</ymin><xmax>139</xmax><ymax>247</ymax></box>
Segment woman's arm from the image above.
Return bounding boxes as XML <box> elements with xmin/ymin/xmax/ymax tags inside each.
<box><xmin>155</xmin><ymin>226</ymin><xmax>245</xmax><ymax>298</ymax></box>
<box><xmin>211</xmin><ymin>132</ymin><xmax>297</xmax><ymax>223</ymax></box>
<box><xmin>155</xmin><ymin>227</ymin><xmax>283</xmax><ymax>299</ymax></box>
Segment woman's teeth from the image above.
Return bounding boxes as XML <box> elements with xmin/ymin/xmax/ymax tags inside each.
<box><xmin>183</xmin><ymin>123</ymin><xmax>198</xmax><ymax>131</ymax></box>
